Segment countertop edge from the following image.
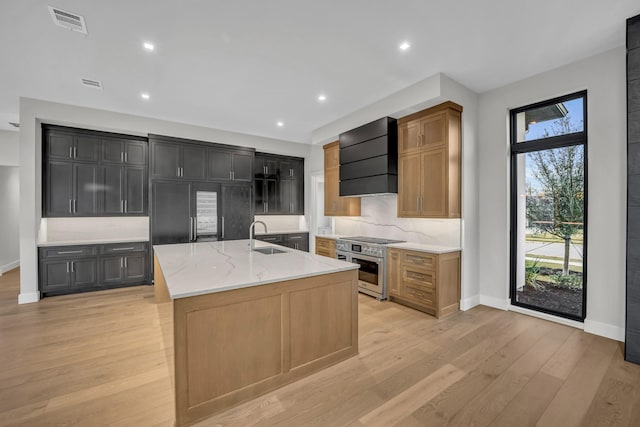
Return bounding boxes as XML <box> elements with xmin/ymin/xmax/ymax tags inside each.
<box><xmin>386</xmin><ymin>242</ymin><xmax>462</xmax><ymax>254</ymax></box>
<box><xmin>169</xmin><ymin>264</ymin><xmax>360</xmax><ymax>299</ymax></box>
<box><xmin>37</xmin><ymin>238</ymin><xmax>150</xmax><ymax>247</ymax></box>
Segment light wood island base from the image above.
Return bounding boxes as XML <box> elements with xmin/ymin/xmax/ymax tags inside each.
<box><xmin>154</xmin><ymin>257</ymin><xmax>359</xmax><ymax>426</ymax></box>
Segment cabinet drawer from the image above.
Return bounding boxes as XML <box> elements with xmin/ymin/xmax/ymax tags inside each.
<box><xmin>316</xmin><ymin>248</ymin><xmax>332</xmax><ymax>258</ymax></box>
<box><xmin>402</xmin><ymin>267</ymin><xmax>435</xmax><ymax>289</ymax></box>
<box><xmin>40</xmin><ymin>246</ymin><xmax>97</xmax><ymax>259</ymax></box>
<box><xmin>405</xmin><ymin>285</ymin><xmax>435</xmax><ymax>308</ymax></box>
<box><xmin>256</xmin><ymin>234</ymin><xmax>283</xmax><ymax>244</ymax></box>
<box><xmin>100</xmin><ymin>242</ymin><xmax>148</xmax><ymax>254</ymax></box>
<box><xmin>402</xmin><ymin>251</ymin><xmax>436</xmax><ymax>269</ymax></box>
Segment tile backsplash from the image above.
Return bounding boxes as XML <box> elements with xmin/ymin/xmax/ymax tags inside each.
<box><xmin>334</xmin><ymin>195</ymin><xmax>461</xmax><ymax>247</ymax></box>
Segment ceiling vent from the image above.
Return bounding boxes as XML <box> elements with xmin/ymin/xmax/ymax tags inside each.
<box><xmin>81</xmin><ymin>78</ymin><xmax>103</xmax><ymax>89</ymax></box>
<box><xmin>48</xmin><ymin>6</ymin><xmax>87</xmax><ymax>34</ymax></box>
<box><xmin>8</xmin><ymin>122</ymin><xmax>19</xmax><ymax>128</ymax></box>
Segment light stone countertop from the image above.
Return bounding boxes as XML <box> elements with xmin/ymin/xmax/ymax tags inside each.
<box><xmin>37</xmin><ymin>237</ymin><xmax>149</xmax><ymax>247</ymax></box>
<box><xmin>153</xmin><ymin>239</ymin><xmax>359</xmax><ymax>299</ymax></box>
<box><xmin>386</xmin><ymin>242</ymin><xmax>461</xmax><ymax>254</ymax></box>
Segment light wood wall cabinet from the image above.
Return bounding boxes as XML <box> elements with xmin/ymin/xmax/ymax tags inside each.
<box><xmin>323</xmin><ymin>142</ymin><xmax>361</xmax><ymax>216</ymax></box>
<box><xmin>315</xmin><ymin>237</ymin><xmax>336</xmax><ymax>258</ymax></box>
<box><xmin>397</xmin><ymin>102</ymin><xmax>462</xmax><ymax>218</ymax></box>
<box><xmin>387</xmin><ymin>248</ymin><xmax>461</xmax><ymax>318</ymax></box>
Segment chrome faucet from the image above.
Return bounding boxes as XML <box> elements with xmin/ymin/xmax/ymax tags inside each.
<box><xmin>249</xmin><ymin>220</ymin><xmax>267</xmax><ymax>250</ymax></box>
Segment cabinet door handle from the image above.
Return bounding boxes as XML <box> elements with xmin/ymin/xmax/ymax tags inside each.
<box><xmin>290</xmin><ymin>168</ymin><xmax>293</xmax><ymax>177</ymax></box>
<box><xmin>69</xmin><ymin>147</ymin><xmax>73</xmax><ymax>158</ymax></box>
<box><xmin>74</xmin><ymin>147</ymin><xmax>77</xmax><ymax>158</ymax></box>
<box><xmin>266</xmin><ymin>201</ymin><xmax>268</xmax><ymax>212</ymax></box>
<box><xmin>221</xmin><ymin>217</ymin><xmax>225</xmax><ymax>239</ymax></box>
<box><xmin>177</xmin><ymin>167</ymin><xmax>180</xmax><ymax>177</ymax></box>
<box><xmin>189</xmin><ymin>217</ymin><xmax>193</xmax><ymax>241</ymax></box>
<box><xmin>263</xmin><ymin>201</ymin><xmax>266</xmax><ymax>213</ymax></box>
<box><xmin>59</xmin><ymin>250</ymin><xmax>83</xmax><ymax>254</ymax></box>
<box><xmin>121</xmin><ymin>200</ymin><xmax>124</xmax><ymax>213</ymax></box>
<box><xmin>124</xmin><ymin>200</ymin><xmax>127</xmax><ymax>213</ymax></box>
<box><xmin>73</xmin><ymin>199</ymin><xmax>77</xmax><ymax>213</ymax></box>
<box><xmin>124</xmin><ymin>152</ymin><xmax>128</xmax><ymax>163</ymax></box>
<box><xmin>69</xmin><ymin>199</ymin><xmax>73</xmax><ymax>213</ymax></box>
<box><xmin>66</xmin><ymin>262</ymin><xmax>70</xmax><ymax>273</ymax></box>
<box><xmin>120</xmin><ymin>257</ymin><xmax>124</xmax><ymax>268</ymax></box>
<box><xmin>70</xmin><ymin>261</ymin><xmax>74</xmax><ymax>273</ymax></box>
<box><xmin>263</xmin><ymin>166</ymin><xmax>267</xmax><ymax>174</ymax></box>
<box><xmin>124</xmin><ymin>257</ymin><xmax>127</xmax><ymax>268</ymax></box>
<box><xmin>121</xmin><ymin>152</ymin><xmax>124</xmax><ymax>162</ymax></box>
<box><xmin>112</xmin><ymin>247</ymin><xmax>135</xmax><ymax>251</ymax></box>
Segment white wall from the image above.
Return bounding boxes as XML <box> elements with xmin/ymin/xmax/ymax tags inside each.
<box><xmin>0</xmin><ymin>166</ymin><xmax>20</xmax><ymax>273</ymax></box>
<box><xmin>0</xmin><ymin>130</ymin><xmax>19</xmax><ymax>166</ymax></box>
<box><xmin>478</xmin><ymin>47</ymin><xmax>626</xmax><ymax>340</ymax></box>
<box><xmin>18</xmin><ymin>98</ymin><xmax>313</xmax><ymax>303</ymax></box>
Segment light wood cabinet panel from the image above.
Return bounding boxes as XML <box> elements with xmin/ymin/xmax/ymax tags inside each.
<box><xmin>386</xmin><ymin>248</ymin><xmax>461</xmax><ymax>318</ymax></box>
<box><xmin>397</xmin><ymin>102</ymin><xmax>462</xmax><ymax>219</ymax></box>
<box><xmin>397</xmin><ymin>153</ymin><xmax>421</xmax><ymax>216</ymax></box>
<box><xmin>323</xmin><ymin>142</ymin><xmax>360</xmax><ymax>216</ymax></box>
<box><xmin>315</xmin><ymin>237</ymin><xmax>336</xmax><ymax>258</ymax></box>
<box><xmin>387</xmin><ymin>249</ymin><xmax>402</xmax><ymax>297</ymax></box>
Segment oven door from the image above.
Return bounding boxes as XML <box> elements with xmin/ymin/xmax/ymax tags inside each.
<box><xmin>350</xmin><ymin>253</ymin><xmax>384</xmax><ymax>296</ymax></box>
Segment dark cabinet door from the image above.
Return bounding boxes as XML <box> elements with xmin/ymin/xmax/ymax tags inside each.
<box><xmin>124</xmin><ymin>253</ymin><xmax>148</xmax><ymax>282</ymax></box>
<box><xmin>45</xmin><ymin>161</ymin><xmax>74</xmax><ymax>216</ymax></box>
<box><xmin>74</xmin><ymin>135</ymin><xmax>100</xmax><ymax>161</ymax></box>
<box><xmin>290</xmin><ymin>159</ymin><xmax>304</xmax><ymax>180</ymax></box>
<box><xmin>124</xmin><ymin>167</ymin><xmax>146</xmax><ymax>214</ymax></box>
<box><xmin>182</xmin><ymin>145</ymin><xmax>206</xmax><ymax>180</ymax></box>
<box><xmin>279</xmin><ymin>179</ymin><xmax>293</xmax><ymax>214</ymax></box>
<box><xmin>73</xmin><ymin>163</ymin><xmax>99</xmax><ymax>215</ymax></box>
<box><xmin>47</xmin><ymin>132</ymin><xmax>74</xmax><ymax>160</ymax></box>
<box><xmin>265</xmin><ymin>157</ymin><xmax>278</xmax><ymax>177</ymax></box>
<box><xmin>151</xmin><ymin>142</ymin><xmax>180</xmax><ymax>178</ymax></box>
<box><xmin>208</xmin><ymin>149</ymin><xmax>232</xmax><ymax>181</ymax></box>
<box><xmin>254</xmin><ymin>179</ymin><xmax>266</xmax><ymax>213</ymax></box>
<box><xmin>71</xmin><ymin>259</ymin><xmax>98</xmax><ymax>288</ymax></box>
<box><xmin>125</xmin><ymin>141</ymin><xmax>147</xmax><ymax>165</ymax></box>
<box><xmin>221</xmin><ymin>184</ymin><xmax>252</xmax><ymax>240</ymax></box>
<box><xmin>100</xmin><ymin>256</ymin><xmax>124</xmax><ymax>285</ymax></box>
<box><xmin>152</xmin><ymin>181</ymin><xmax>191</xmax><ymax>244</ymax></box>
<box><xmin>292</xmin><ymin>178</ymin><xmax>304</xmax><ymax>214</ymax></box>
<box><xmin>101</xmin><ymin>165</ymin><xmax>124</xmax><ymax>215</ymax></box>
<box><xmin>40</xmin><ymin>261</ymin><xmax>71</xmax><ymax>291</ymax></box>
<box><xmin>283</xmin><ymin>233</ymin><xmax>309</xmax><ymax>252</ymax></box>
<box><xmin>266</xmin><ymin>179</ymin><xmax>279</xmax><ymax>213</ymax></box>
<box><xmin>254</xmin><ymin>155</ymin><xmax>266</xmax><ymax>177</ymax></box>
<box><xmin>102</xmin><ymin>140</ymin><xmax>125</xmax><ymax>164</ymax></box>
<box><xmin>232</xmin><ymin>152</ymin><xmax>253</xmax><ymax>182</ymax></box>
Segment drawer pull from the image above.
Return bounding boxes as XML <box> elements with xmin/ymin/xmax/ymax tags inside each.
<box><xmin>58</xmin><ymin>250</ymin><xmax>83</xmax><ymax>254</ymax></box>
<box><xmin>111</xmin><ymin>247</ymin><xmax>135</xmax><ymax>251</ymax></box>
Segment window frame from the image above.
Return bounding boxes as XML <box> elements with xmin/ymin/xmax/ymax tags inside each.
<box><xmin>509</xmin><ymin>90</ymin><xmax>588</xmax><ymax>322</ymax></box>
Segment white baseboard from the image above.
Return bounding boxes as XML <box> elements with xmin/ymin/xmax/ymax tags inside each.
<box><xmin>479</xmin><ymin>295</ymin><xmax>510</xmax><ymax>311</ymax></box>
<box><xmin>0</xmin><ymin>259</ymin><xmax>19</xmax><ymax>275</ymax></box>
<box><xmin>18</xmin><ymin>292</ymin><xmax>40</xmax><ymax>304</ymax></box>
<box><xmin>509</xmin><ymin>304</ymin><xmax>584</xmax><ymax>330</ymax></box>
<box><xmin>584</xmin><ymin>319</ymin><xmax>625</xmax><ymax>342</ymax></box>
<box><xmin>460</xmin><ymin>295</ymin><xmax>480</xmax><ymax>311</ymax></box>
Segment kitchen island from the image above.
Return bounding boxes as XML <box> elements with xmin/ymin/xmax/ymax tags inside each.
<box><xmin>153</xmin><ymin>240</ymin><xmax>360</xmax><ymax>427</ymax></box>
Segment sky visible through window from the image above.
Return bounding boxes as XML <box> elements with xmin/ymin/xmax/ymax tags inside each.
<box><xmin>522</xmin><ymin>97</ymin><xmax>584</xmax><ymax>192</ymax></box>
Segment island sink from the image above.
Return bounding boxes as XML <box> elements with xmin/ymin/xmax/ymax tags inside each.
<box><xmin>252</xmin><ymin>246</ymin><xmax>287</xmax><ymax>255</ymax></box>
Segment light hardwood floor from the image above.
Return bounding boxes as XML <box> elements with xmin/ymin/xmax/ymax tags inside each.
<box><xmin>1</xmin><ymin>267</ymin><xmax>640</xmax><ymax>426</ymax></box>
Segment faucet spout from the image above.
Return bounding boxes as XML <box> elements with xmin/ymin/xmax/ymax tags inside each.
<box><xmin>249</xmin><ymin>221</ymin><xmax>268</xmax><ymax>250</ymax></box>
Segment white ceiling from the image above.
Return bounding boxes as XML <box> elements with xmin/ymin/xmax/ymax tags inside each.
<box><xmin>1</xmin><ymin>1</ymin><xmax>639</xmax><ymax>142</ymax></box>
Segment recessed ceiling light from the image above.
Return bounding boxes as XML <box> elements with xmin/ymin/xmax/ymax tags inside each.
<box><xmin>141</xmin><ymin>93</ymin><xmax>150</xmax><ymax>100</ymax></box>
<box><xmin>318</xmin><ymin>94</ymin><xmax>327</xmax><ymax>102</ymax></box>
<box><xmin>277</xmin><ymin>121</ymin><xmax>284</xmax><ymax>127</ymax></box>
<box><xmin>399</xmin><ymin>41</ymin><xmax>411</xmax><ymax>51</ymax></box>
<box><xmin>143</xmin><ymin>42</ymin><xmax>155</xmax><ymax>51</ymax></box>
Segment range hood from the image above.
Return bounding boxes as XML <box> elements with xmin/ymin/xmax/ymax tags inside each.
<box><xmin>339</xmin><ymin>117</ymin><xmax>397</xmax><ymax>196</ymax></box>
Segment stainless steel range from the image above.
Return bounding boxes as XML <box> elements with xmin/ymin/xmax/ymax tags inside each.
<box><xmin>335</xmin><ymin>236</ymin><xmax>405</xmax><ymax>300</ymax></box>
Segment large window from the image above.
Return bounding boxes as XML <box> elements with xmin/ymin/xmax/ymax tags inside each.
<box><xmin>510</xmin><ymin>91</ymin><xmax>587</xmax><ymax>321</ymax></box>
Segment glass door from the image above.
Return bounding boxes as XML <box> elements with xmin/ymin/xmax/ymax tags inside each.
<box><xmin>192</xmin><ymin>183</ymin><xmax>220</xmax><ymax>242</ymax></box>
<box><xmin>510</xmin><ymin>91</ymin><xmax>587</xmax><ymax>321</ymax></box>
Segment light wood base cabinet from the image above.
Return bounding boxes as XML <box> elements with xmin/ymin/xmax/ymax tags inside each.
<box><xmin>323</xmin><ymin>141</ymin><xmax>361</xmax><ymax>216</ymax></box>
<box><xmin>154</xmin><ymin>258</ymin><xmax>358</xmax><ymax>426</ymax></box>
<box><xmin>397</xmin><ymin>102</ymin><xmax>461</xmax><ymax>218</ymax></box>
<box><xmin>387</xmin><ymin>248</ymin><xmax>461</xmax><ymax>318</ymax></box>
<box><xmin>315</xmin><ymin>236</ymin><xmax>336</xmax><ymax>258</ymax></box>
